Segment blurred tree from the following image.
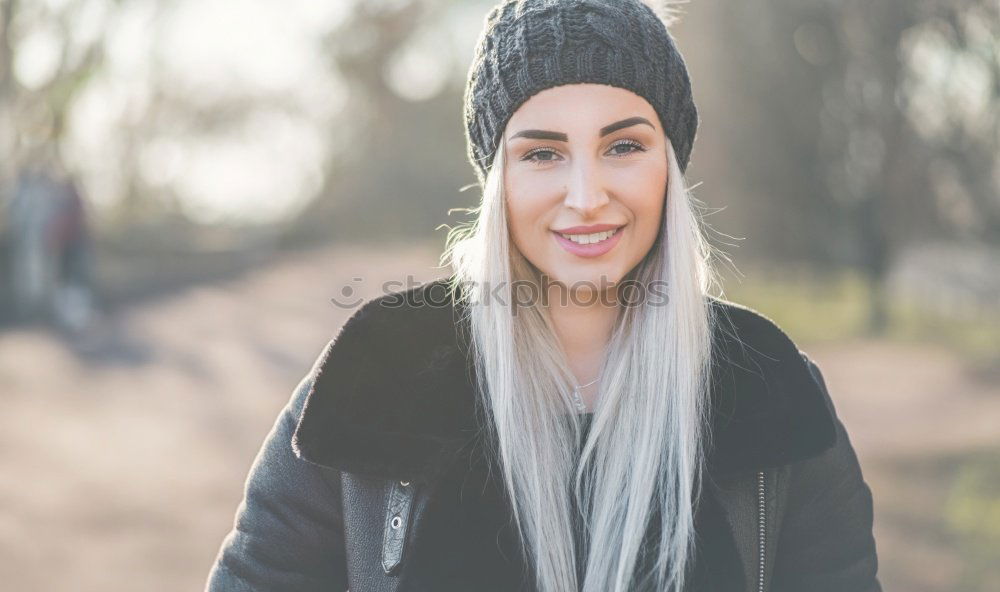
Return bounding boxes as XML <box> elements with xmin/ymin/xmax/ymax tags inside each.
<box><xmin>895</xmin><ymin>0</ymin><xmax>1000</xmax><ymax>240</ymax></box>
<box><xmin>819</xmin><ymin>0</ymin><xmax>999</xmax><ymax>333</ymax></box>
<box><xmin>0</xmin><ymin>0</ymin><xmax>121</xmax><ymax>318</ymax></box>
<box><xmin>711</xmin><ymin>0</ymin><xmax>834</xmax><ymax>267</ymax></box>
<box><xmin>715</xmin><ymin>0</ymin><xmax>998</xmax><ymax>334</ymax></box>
<box><xmin>289</xmin><ymin>0</ymin><xmax>478</xmax><ymax>247</ymax></box>
<box><xmin>0</xmin><ymin>0</ymin><xmax>113</xmax><ymax>191</ymax></box>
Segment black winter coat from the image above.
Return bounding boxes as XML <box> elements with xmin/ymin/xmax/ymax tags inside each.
<box><xmin>205</xmin><ymin>278</ymin><xmax>882</xmax><ymax>592</ymax></box>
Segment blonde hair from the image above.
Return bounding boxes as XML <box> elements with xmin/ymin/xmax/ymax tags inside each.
<box><xmin>441</xmin><ymin>133</ymin><xmax>722</xmax><ymax>592</ymax></box>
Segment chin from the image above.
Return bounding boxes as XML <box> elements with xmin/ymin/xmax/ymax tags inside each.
<box><xmin>539</xmin><ymin>263</ymin><xmax>625</xmax><ymax>292</ymax></box>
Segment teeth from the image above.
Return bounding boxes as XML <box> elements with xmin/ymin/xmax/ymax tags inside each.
<box><xmin>560</xmin><ymin>228</ymin><xmax>619</xmax><ymax>244</ymax></box>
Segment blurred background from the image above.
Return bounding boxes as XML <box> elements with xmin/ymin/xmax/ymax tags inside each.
<box><xmin>0</xmin><ymin>0</ymin><xmax>997</xmax><ymax>590</ymax></box>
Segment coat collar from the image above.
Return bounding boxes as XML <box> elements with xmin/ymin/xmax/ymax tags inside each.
<box><xmin>291</xmin><ymin>277</ymin><xmax>837</xmax><ymax>484</ymax></box>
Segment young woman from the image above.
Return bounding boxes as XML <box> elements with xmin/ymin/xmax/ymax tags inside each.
<box><xmin>206</xmin><ymin>1</ymin><xmax>881</xmax><ymax>591</ymax></box>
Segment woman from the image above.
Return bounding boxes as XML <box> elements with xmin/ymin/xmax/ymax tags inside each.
<box><xmin>206</xmin><ymin>1</ymin><xmax>881</xmax><ymax>591</ymax></box>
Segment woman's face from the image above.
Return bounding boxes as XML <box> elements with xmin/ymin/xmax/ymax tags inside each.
<box><xmin>503</xmin><ymin>83</ymin><xmax>668</xmax><ymax>293</ymax></box>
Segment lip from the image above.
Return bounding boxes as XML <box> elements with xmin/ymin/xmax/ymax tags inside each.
<box><xmin>552</xmin><ymin>223</ymin><xmax>624</xmax><ymax>234</ymax></box>
<box><xmin>551</xmin><ymin>225</ymin><xmax>625</xmax><ymax>258</ymax></box>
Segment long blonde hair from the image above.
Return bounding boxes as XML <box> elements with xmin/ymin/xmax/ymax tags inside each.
<box><xmin>441</xmin><ymin>133</ymin><xmax>722</xmax><ymax>592</ymax></box>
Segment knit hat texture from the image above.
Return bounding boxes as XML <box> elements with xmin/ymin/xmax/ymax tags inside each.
<box><xmin>463</xmin><ymin>0</ymin><xmax>699</xmax><ymax>188</ymax></box>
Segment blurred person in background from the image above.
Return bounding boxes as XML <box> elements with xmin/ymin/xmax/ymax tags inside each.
<box><xmin>47</xmin><ymin>172</ymin><xmax>96</xmax><ymax>333</ymax></box>
<box><xmin>206</xmin><ymin>1</ymin><xmax>881</xmax><ymax>591</ymax></box>
<box><xmin>4</xmin><ymin>147</ymin><xmax>96</xmax><ymax>334</ymax></box>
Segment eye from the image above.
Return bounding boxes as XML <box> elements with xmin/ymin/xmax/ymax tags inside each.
<box><xmin>607</xmin><ymin>139</ymin><xmax>647</xmax><ymax>157</ymax></box>
<box><xmin>519</xmin><ymin>140</ymin><xmax>647</xmax><ymax>164</ymax></box>
<box><xmin>522</xmin><ymin>147</ymin><xmax>561</xmax><ymax>164</ymax></box>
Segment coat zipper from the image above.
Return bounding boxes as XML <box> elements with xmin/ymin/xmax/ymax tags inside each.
<box><xmin>756</xmin><ymin>469</ymin><xmax>766</xmax><ymax>592</ymax></box>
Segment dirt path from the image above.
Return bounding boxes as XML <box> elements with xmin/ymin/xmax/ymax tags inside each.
<box><xmin>805</xmin><ymin>339</ymin><xmax>1000</xmax><ymax>462</ymax></box>
<box><xmin>0</xmin><ymin>242</ymin><xmax>995</xmax><ymax>591</ymax></box>
<box><xmin>0</xmin><ymin>241</ymin><xmax>448</xmax><ymax>592</ymax></box>
<box><xmin>803</xmin><ymin>341</ymin><xmax>1000</xmax><ymax>592</ymax></box>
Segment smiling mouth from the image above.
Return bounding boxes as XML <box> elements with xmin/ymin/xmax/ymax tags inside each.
<box><xmin>555</xmin><ymin>226</ymin><xmax>624</xmax><ymax>245</ymax></box>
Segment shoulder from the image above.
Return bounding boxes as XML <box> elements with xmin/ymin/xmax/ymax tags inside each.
<box><xmin>703</xmin><ymin>295</ymin><xmax>841</xmax><ymax>473</ymax></box>
<box><xmin>707</xmin><ymin>294</ymin><xmax>805</xmax><ymax>355</ymax></box>
<box><xmin>292</xmin><ymin>276</ymin><xmax>478</xmax><ymax>480</ymax></box>
<box><xmin>329</xmin><ymin>277</ymin><xmax>461</xmax><ymax>346</ymax></box>
<box><xmin>706</xmin><ymin>295</ymin><xmax>824</xmax><ymax>392</ymax></box>
<box><xmin>703</xmin><ymin>301</ymin><xmax>872</xmax><ymax>495</ymax></box>
<box><xmin>310</xmin><ymin>277</ymin><xmax>464</xmax><ymax>376</ymax></box>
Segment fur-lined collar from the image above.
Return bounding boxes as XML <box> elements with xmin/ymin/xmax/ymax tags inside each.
<box><xmin>291</xmin><ymin>277</ymin><xmax>837</xmax><ymax>484</ymax></box>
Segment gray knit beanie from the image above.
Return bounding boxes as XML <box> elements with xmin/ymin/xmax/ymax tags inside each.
<box><xmin>462</xmin><ymin>0</ymin><xmax>699</xmax><ymax>188</ymax></box>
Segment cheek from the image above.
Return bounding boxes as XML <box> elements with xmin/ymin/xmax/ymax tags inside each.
<box><xmin>505</xmin><ymin>199</ymin><xmax>533</xmax><ymax>245</ymax></box>
<box><xmin>505</xmin><ymin>199</ymin><xmax>544</xmax><ymax>262</ymax></box>
<box><xmin>622</xmin><ymin>173</ymin><xmax>667</xmax><ymax>241</ymax></box>
<box><xmin>505</xmin><ymin>179</ymin><xmax>555</xmax><ymax>239</ymax></box>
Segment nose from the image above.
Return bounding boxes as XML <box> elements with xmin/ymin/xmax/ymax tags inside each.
<box><xmin>563</xmin><ymin>161</ymin><xmax>610</xmax><ymax>216</ymax></box>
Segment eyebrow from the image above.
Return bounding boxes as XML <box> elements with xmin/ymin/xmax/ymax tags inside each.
<box><xmin>508</xmin><ymin>116</ymin><xmax>655</xmax><ymax>142</ymax></box>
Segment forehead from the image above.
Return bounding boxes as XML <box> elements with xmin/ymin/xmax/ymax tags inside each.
<box><xmin>505</xmin><ymin>84</ymin><xmax>660</xmax><ymax>133</ymax></box>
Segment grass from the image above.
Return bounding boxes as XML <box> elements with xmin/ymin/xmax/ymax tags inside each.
<box><xmin>719</xmin><ymin>262</ymin><xmax>1000</xmax><ymax>364</ymax></box>
<box><xmin>870</xmin><ymin>450</ymin><xmax>1000</xmax><ymax>592</ymax></box>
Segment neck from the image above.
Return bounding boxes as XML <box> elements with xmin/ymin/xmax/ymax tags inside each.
<box><xmin>544</xmin><ymin>282</ymin><xmax>618</xmax><ymax>386</ymax></box>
